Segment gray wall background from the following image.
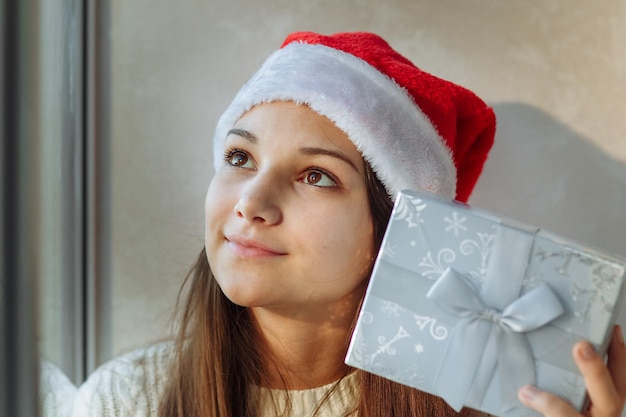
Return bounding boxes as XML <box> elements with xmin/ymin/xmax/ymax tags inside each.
<box><xmin>110</xmin><ymin>0</ymin><xmax>626</xmax><ymax>360</ymax></box>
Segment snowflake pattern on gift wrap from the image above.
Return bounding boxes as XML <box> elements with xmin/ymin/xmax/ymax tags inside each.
<box><xmin>348</xmin><ymin>330</ymin><xmax>370</xmax><ymax>366</ymax></box>
<box><xmin>535</xmin><ymin>248</ymin><xmax>597</xmax><ymax>275</ymax></box>
<box><xmin>393</xmin><ymin>194</ymin><xmax>427</xmax><ymax>228</ymax></box>
<box><xmin>414</xmin><ymin>315</ymin><xmax>448</xmax><ymax>340</ymax></box>
<box><xmin>521</xmin><ymin>269</ymin><xmax>542</xmax><ymax>289</ymax></box>
<box><xmin>361</xmin><ymin>311</ymin><xmax>374</xmax><ymax>324</ymax></box>
<box><xmin>459</xmin><ymin>232</ymin><xmax>495</xmax><ymax>285</ymax></box>
<box><xmin>571</xmin><ymin>263</ymin><xmax>622</xmax><ymax>322</ymax></box>
<box><xmin>349</xmin><ymin>309</ymin><xmax>379</xmax><ymax>367</ymax></box>
<box><xmin>419</xmin><ymin>249</ymin><xmax>456</xmax><ymax>279</ymax></box>
<box><xmin>534</xmin><ymin>248</ymin><xmax>621</xmax><ymax>322</ymax></box>
<box><xmin>369</xmin><ymin>326</ymin><xmax>410</xmax><ymax>363</ymax></box>
<box><xmin>444</xmin><ymin>211</ymin><xmax>468</xmax><ymax>236</ymax></box>
<box><xmin>399</xmin><ymin>363</ymin><xmax>425</xmax><ymax>386</ymax></box>
<box><xmin>369</xmin><ymin>363</ymin><xmax>398</xmax><ymax>379</ymax></box>
<box><xmin>414</xmin><ymin>344</ymin><xmax>424</xmax><ymax>353</ymax></box>
<box><xmin>380</xmin><ymin>300</ymin><xmax>401</xmax><ymax>317</ymax></box>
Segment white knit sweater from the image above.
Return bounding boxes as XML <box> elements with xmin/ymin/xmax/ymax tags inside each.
<box><xmin>56</xmin><ymin>342</ymin><xmax>358</xmax><ymax>417</ymax></box>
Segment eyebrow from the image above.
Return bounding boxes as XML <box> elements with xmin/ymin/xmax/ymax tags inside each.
<box><xmin>299</xmin><ymin>147</ymin><xmax>360</xmax><ymax>172</ymax></box>
<box><xmin>227</xmin><ymin>128</ymin><xmax>258</xmax><ymax>143</ymax></box>
<box><xmin>227</xmin><ymin>128</ymin><xmax>360</xmax><ymax>173</ymax></box>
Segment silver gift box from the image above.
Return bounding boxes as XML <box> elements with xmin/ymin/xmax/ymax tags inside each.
<box><xmin>345</xmin><ymin>189</ymin><xmax>626</xmax><ymax>417</ymax></box>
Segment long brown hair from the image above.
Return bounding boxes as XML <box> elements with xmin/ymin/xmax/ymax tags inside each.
<box><xmin>159</xmin><ymin>163</ymin><xmax>478</xmax><ymax>417</ymax></box>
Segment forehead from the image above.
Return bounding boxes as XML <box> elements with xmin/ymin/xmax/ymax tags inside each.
<box><xmin>234</xmin><ymin>101</ymin><xmax>339</xmax><ymax>136</ymax></box>
<box><xmin>232</xmin><ymin>102</ymin><xmax>365</xmax><ymax>166</ymax></box>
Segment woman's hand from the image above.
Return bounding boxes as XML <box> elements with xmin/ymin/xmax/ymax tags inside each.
<box><xmin>518</xmin><ymin>325</ymin><xmax>626</xmax><ymax>417</ymax></box>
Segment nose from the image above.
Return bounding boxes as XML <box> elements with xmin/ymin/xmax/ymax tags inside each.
<box><xmin>234</xmin><ymin>173</ymin><xmax>283</xmax><ymax>225</ymax></box>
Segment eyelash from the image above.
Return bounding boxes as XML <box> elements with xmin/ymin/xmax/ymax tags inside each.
<box><xmin>223</xmin><ymin>148</ymin><xmax>252</xmax><ymax>167</ymax></box>
<box><xmin>303</xmin><ymin>167</ymin><xmax>339</xmax><ymax>187</ymax></box>
<box><xmin>222</xmin><ymin>147</ymin><xmax>340</xmax><ymax>187</ymax></box>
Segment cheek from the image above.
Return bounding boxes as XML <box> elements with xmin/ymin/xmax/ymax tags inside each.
<box><xmin>345</xmin><ymin>205</ymin><xmax>374</xmax><ymax>250</ymax></box>
<box><xmin>351</xmin><ymin>210</ymin><xmax>376</xmax><ymax>274</ymax></box>
<box><xmin>349</xmin><ymin>215</ymin><xmax>375</xmax><ymax>273</ymax></box>
<box><xmin>319</xmin><ymin>208</ymin><xmax>375</xmax><ymax>278</ymax></box>
<box><xmin>204</xmin><ymin>178</ymin><xmax>232</xmax><ymax>235</ymax></box>
<box><xmin>204</xmin><ymin>183</ymin><xmax>217</xmax><ymax>229</ymax></box>
<box><xmin>204</xmin><ymin>181</ymin><xmax>217</xmax><ymax>220</ymax></box>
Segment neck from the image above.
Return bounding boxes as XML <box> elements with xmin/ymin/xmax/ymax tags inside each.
<box><xmin>250</xmin><ymin>292</ymin><xmax>364</xmax><ymax>390</ymax></box>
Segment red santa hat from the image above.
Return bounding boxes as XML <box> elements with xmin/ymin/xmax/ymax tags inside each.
<box><xmin>213</xmin><ymin>31</ymin><xmax>496</xmax><ymax>202</ymax></box>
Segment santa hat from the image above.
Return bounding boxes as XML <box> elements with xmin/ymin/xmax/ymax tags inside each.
<box><xmin>213</xmin><ymin>31</ymin><xmax>496</xmax><ymax>202</ymax></box>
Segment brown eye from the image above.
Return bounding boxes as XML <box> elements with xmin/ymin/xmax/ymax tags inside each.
<box><xmin>226</xmin><ymin>150</ymin><xmax>252</xmax><ymax>168</ymax></box>
<box><xmin>306</xmin><ymin>171</ymin><xmax>322</xmax><ymax>184</ymax></box>
<box><xmin>303</xmin><ymin>169</ymin><xmax>337</xmax><ymax>187</ymax></box>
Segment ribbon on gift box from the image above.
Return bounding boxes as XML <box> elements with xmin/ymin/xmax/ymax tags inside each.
<box><xmin>426</xmin><ymin>225</ymin><xmax>565</xmax><ymax>413</ymax></box>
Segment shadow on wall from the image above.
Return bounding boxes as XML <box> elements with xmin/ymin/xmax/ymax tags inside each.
<box><xmin>471</xmin><ymin>102</ymin><xmax>626</xmax><ymax>260</ymax></box>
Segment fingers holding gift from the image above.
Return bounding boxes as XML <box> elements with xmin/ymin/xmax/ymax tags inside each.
<box><xmin>573</xmin><ymin>332</ymin><xmax>625</xmax><ymax>417</ymax></box>
<box><xmin>607</xmin><ymin>325</ymin><xmax>626</xmax><ymax>402</ymax></box>
<box><xmin>518</xmin><ymin>326</ymin><xmax>626</xmax><ymax>417</ymax></box>
<box><xmin>517</xmin><ymin>385</ymin><xmax>579</xmax><ymax>417</ymax></box>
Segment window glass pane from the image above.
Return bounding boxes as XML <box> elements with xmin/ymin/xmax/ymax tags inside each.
<box><xmin>38</xmin><ymin>0</ymin><xmax>83</xmax><ymax>382</ymax></box>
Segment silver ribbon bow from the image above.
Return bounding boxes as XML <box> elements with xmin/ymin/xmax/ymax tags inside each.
<box><xmin>426</xmin><ymin>267</ymin><xmax>565</xmax><ymax>412</ymax></box>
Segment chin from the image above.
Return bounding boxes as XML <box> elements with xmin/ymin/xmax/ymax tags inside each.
<box><xmin>218</xmin><ymin>283</ymin><xmax>269</xmax><ymax>308</ymax></box>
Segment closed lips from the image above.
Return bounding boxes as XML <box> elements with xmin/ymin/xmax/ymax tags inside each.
<box><xmin>225</xmin><ymin>235</ymin><xmax>287</xmax><ymax>256</ymax></box>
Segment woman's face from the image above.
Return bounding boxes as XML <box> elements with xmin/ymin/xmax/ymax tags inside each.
<box><xmin>205</xmin><ymin>101</ymin><xmax>374</xmax><ymax>319</ymax></box>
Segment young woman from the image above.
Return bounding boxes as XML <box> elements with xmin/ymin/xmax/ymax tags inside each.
<box><xmin>74</xmin><ymin>32</ymin><xmax>626</xmax><ymax>417</ymax></box>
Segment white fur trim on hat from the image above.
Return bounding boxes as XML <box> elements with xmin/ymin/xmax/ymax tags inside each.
<box><xmin>212</xmin><ymin>42</ymin><xmax>457</xmax><ymax>200</ymax></box>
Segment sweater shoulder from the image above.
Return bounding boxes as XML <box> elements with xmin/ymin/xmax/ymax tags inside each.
<box><xmin>72</xmin><ymin>342</ymin><xmax>173</xmax><ymax>417</ymax></box>
<box><xmin>39</xmin><ymin>360</ymin><xmax>78</xmax><ymax>417</ymax></box>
